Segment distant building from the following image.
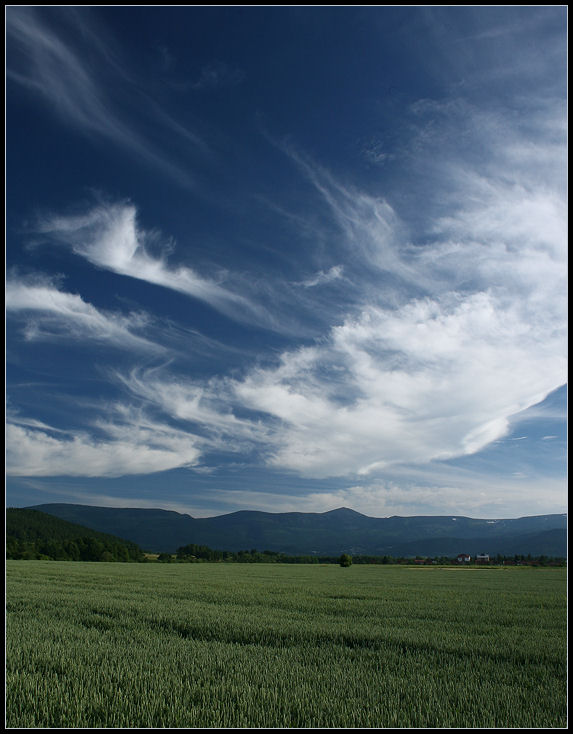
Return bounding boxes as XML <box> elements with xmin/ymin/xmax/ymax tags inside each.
<box><xmin>476</xmin><ymin>553</ymin><xmax>490</xmax><ymax>563</ymax></box>
<box><xmin>457</xmin><ymin>553</ymin><xmax>471</xmax><ymax>563</ymax></box>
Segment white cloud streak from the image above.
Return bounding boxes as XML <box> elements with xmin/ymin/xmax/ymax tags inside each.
<box><xmin>6</xmin><ymin>410</ymin><xmax>202</xmax><ymax>478</ymax></box>
<box><xmin>6</xmin><ymin>277</ymin><xmax>162</xmax><ymax>352</ymax></box>
<box><xmin>298</xmin><ymin>265</ymin><xmax>344</xmax><ymax>288</ymax></box>
<box><xmin>34</xmin><ymin>202</ymin><xmax>275</xmax><ymax>329</ymax></box>
<box><xmin>6</xmin><ymin>7</ymin><xmax>204</xmax><ymax>188</ymax></box>
<box><xmin>115</xmin><ymin>367</ymin><xmax>268</xmax><ymax>449</ymax></box>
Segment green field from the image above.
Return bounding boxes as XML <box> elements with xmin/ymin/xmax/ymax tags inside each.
<box><xmin>6</xmin><ymin>561</ymin><xmax>567</xmax><ymax>728</ymax></box>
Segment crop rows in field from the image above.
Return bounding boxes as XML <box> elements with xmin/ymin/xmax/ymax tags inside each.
<box><xmin>6</xmin><ymin>561</ymin><xmax>567</xmax><ymax>728</ymax></box>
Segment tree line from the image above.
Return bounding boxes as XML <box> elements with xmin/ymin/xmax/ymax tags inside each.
<box><xmin>6</xmin><ymin>535</ymin><xmax>144</xmax><ymax>562</ymax></box>
<box><xmin>163</xmin><ymin>544</ymin><xmax>565</xmax><ymax>566</ymax></box>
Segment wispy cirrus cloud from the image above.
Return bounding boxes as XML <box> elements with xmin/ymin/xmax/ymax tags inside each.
<box><xmin>5</xmin><ymin>407</ymin><xmax>203</xmax><ymax>478</ymax></box>
<box><xmin>297</xmin><ymin>265</ymin><xmax>344</xmax><ymax>288</ymax></box>
<box><xmin>114</xmin><ymin>367</ymin><xmax>268</xmax><ymax>449</ymax></box>
<box><xmin>6</xmin><ymin>6</ymin><xmax>205</xmax><ymax>188</ymax></box>
<box><xmin>33</xmin><ymin>201</ymin><xmax>278</xmax><ymax>330</ymax></box>
<box><xmin>278</xmin><ymin>144</ymin><xmax>418</xmax><ymax>294</ymax></box>
<box><xmin>6</xmin><ymin>275</ymin><xmax>162</xmax><ymax>353</ymax></box>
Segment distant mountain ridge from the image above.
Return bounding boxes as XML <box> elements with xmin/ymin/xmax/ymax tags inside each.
<box><xmin>25</xmin><ymin>503</ymin><xmax>567</xmax><ymax>557</ymax></box>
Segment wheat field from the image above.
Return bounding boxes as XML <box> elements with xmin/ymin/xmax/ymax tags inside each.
<box><xmin>6</xmin><ymin>561</ymin><xmax>567</xmax><ymax>728</ymax></box>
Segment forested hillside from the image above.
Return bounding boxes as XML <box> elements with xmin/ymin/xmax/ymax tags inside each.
<box><xmin>6</xmin><ymin>509</ymin><xmax>144</xmax><ymax>561</ymax></box>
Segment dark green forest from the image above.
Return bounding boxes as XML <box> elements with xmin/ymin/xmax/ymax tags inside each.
<box><xmin>6</xmin><ymin>509</ymin><xmax>144</xmax><ymax>562</ymax></box>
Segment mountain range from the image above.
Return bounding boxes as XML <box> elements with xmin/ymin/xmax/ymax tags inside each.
<box><xmin>26</xmin><ymin>503</ymin><xmax>567</xmax><ymax>557</ymax></box>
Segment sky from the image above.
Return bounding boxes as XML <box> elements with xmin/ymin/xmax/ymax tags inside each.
<box><xmin>6</xmin><ymin>6</ymin><xmax>567</xmax><ymax>519</ymax></box>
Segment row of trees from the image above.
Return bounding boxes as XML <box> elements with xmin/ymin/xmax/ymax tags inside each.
<box><xmin>170</xmin><ymin>545</ymin><xmax>327</xmax><ymax>564</ymax></box>
<box><xmin>164</xmin><ymin>545</ymin><xmax>565</xmax><ymax>566</ymax></box>
<box><xmin>6</xmin><ymin>536</ymin><xmax>144</xmax><ymax>562</ymax></box>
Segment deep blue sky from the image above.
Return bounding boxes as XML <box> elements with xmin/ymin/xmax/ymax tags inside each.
<box><xmin>6</xmin><ymin>6</ymin><xmax>567</xmax><ymax>518</ymax></box>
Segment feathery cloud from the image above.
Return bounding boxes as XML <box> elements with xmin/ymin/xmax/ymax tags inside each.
<box><xmin>34</xmin><ymin>202</ymin><xmax>275</xmax><ymax>329</ymax></box>
<box><xmin>6</xmin><ymin>276</ymin><xmax>162</xmax><ymax>352</ymax></box>
<box><xmin>6</xmin><ymin>409</ymin><xmax>202</xmax><ymax>477</ymax></box>
<box><xmin>6</xmin><ymin>7</ymin><xmax>204</xmax><ymax>188</ymax></box>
